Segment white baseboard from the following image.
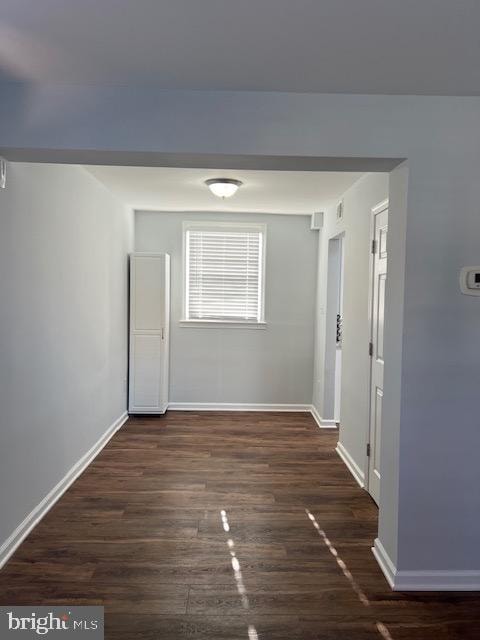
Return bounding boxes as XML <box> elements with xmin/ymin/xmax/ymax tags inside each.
<box><xmin>335</xmin><ymin>441</ymin><xmax>365</xmax><ymax>488</ymax></box>
<box><xmin>168</xmin><ymin>402</ymin><xmax>312</xmax><ymax>412</ymax></box>
<box><xmin>0</xmin><ymin>411</ymin><xmax>129</xmax><ymax>570</ymax></box>
<box><xmin>310</xmin><ymin>405</ymin><xmax>338</xmax><ymax>429</ymax></box>
<box><xmin>168</xmin><ymin>403</ymin><xmax>339</xmax><ymax>429</ymax></box>
<box><xmin>373</xmin><ymin>538</ymin><xmax>480</xmax><ymax>591</ymax></box>
<box><xmin>372</xmin><ymin>538</ymin><xmax>396</xmax><ymax>588</ymax></box>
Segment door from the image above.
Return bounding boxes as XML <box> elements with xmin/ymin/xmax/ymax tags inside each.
<box><xmin>367</xmin><ymin>201</ymin><xmax>388</xmax><ymax>504</ymax></box>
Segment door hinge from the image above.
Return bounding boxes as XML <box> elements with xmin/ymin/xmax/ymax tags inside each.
<box><xmin>369</xmin><ymin>341</ymin><xmax>373</xmax><ymax>357</ymax></box>
<box><xmin>371</xmin><ymin>239</ymin><xmax>377</xmax><ymax>254</ymax></box>
<box><xmin>366</xmin><ymin>443</ymin><xmax>371</xmax><ymax>457</ymax></box>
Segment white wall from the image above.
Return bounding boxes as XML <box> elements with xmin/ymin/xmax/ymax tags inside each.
<box><xmin>135</xmin><ymin>211</ymin><xmax>317</xmax><ymax>405</ymax></box>
<box><xmin>313</xmin><ymin>174</ymin><xmax>389</xmax><ymax>482</ymax></box>
<box><xmin>379</xmin><ymin>161</ymin><xmax>407</xmax><ymax>571</ymax></box>
<box><xmin>2</xmin><ymin>84</ymin><xmax>480</xmax><ymax>584</ymax></box>
<box><xmin>0</xmin><ymin>162</ymin><xmax>133</xmax><ymax>558</ymax></box>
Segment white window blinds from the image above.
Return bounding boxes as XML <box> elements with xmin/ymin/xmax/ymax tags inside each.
<box><xmin>185</xmin><ymin>224</ymin><xmax>265</xmax><ymax>322</ymax></box>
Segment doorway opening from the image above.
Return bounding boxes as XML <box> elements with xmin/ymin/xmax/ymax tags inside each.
<box><xmin>325</xmin><ymin>234</ymin><xmax>345</xmax><ymax>427</ymax></box>
<box><xmin>334</xmin><ymin>235</ymin><xmax>345</xmax><ymax>425</ymax></box>
<box><xmin>0</xmin><ymin>147</ymin><xmax>405</xmax><ymax>593</ymax></box>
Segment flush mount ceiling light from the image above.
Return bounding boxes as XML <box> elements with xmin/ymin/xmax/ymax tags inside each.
<box><xmin>205</xmin><ymin>178</ymin><xmax>243</xmax><ymax>199</ymax></box>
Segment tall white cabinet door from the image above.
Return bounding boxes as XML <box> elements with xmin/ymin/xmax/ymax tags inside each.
<box><xmin>128</xmin><ymin>254</ymin><xmax>170</xmax><ymax>414</ymax></box>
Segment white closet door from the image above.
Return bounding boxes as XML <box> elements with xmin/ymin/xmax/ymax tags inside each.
<box><xmin>128</xmin><ymin>254</ymin><xmax>170</xmax><ymax>413</ymax></box>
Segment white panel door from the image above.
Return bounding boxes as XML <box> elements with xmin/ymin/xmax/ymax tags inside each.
<box><xmin>368</xmin><ymin>202</ymin><xmax>388</xmax><ymax>504</ymax></box>
<box><xmin>129</xmin><ymin>254</ymin><xmax>170</xmax><ymax>413</ymax></box>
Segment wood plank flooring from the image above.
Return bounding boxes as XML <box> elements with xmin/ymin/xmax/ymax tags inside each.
<box><xmin>1</xmin><ymin>411</ymin><xmax>480</xmax><ymax>639</ymax></box>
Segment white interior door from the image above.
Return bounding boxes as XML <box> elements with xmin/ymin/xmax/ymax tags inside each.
<box><xmin>368</xmin><ymin>202</ymin><xmax>388</xmax><ymax>504</ymax></box>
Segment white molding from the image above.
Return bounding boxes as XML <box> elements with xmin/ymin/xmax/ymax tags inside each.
<box><xmin>168</xmin><ymin>404</ymin><xmax>341</xmax><ymax>427</ymax></box>
<box><xmin>371</xmin><ymin>198</ymin><xmax>389</xmax><ymax>215</ymax></box>
<box><xmin>168</xmin><ymin>402</ymin><xmax>311</xmax><ymax>412</ymax></box>
<box><xmin>179</xmin><ymin>320</ymin><xmax>267</xmax><ymax>329</ymax></box>
<box><xmin>168</xmin><ymin>403</ymin><xmax>339</xmax><ymax>428</ymax></box>
<box><xmin>0</xmin><ymin>411</ymin><xmax>128</xmax><ymax>570</ymax></box>
<box><xmin>310</xmin><ymin>404</ymin><xmax>338</xmax><ymax>429</ymax></box>
<box><xmin>335</xmin><ymin>441</ymin><xmax>365</xmax><ymax>488</ymax></box>
<box><xmin>372</xmin><ymin>538</ymin><xmax>480</xmax><ymax>591</ymax></box>
<box><xmin>372</xmin><ymin>538</ymin><xmax>396</xmax><ymax>589</ymax></box>
<box><xmin>394</xmin><ymin>571</ymin><xmax>480</xmax><ymax>592</ymax></box>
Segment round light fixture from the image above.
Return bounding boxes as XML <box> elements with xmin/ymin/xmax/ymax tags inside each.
<box><xmin>205</xmin><ymin>178</ymin><xmax>243</xmax><ymax>199</ymax></box>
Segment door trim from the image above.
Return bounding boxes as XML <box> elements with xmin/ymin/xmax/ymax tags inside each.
<box><xmin>365</xmin><ymin>199</ymin><xmax>389</xmax><ymax>497</ymax></box>
<box><xmin>336</xmin><ymin>442</ymin><xmax>365</xmax><ymax>488</ymax></box>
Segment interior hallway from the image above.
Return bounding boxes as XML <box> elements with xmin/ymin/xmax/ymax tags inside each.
<box><xmin>0</xmin><ymin>412</ymin><xmax>479</xmax><ymax>639</ymax></box>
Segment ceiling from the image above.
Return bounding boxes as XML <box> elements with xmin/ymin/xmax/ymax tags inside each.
<box><xmin>86</xmin><ymin>166</ymin><xmax>363</xmax><ymax>214</ymax></box>
<box><xmin>1</xmin><ymin>1</ymin><xmax>480</xmax><ymax>95</ymax></box>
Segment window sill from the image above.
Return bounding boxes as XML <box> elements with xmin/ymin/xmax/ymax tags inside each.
<box><xmin>179</xmin><ymin>320</ymin><xmax>267</xmax><ymax>330</ymax></box>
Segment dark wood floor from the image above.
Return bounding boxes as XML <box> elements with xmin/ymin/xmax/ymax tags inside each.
<box><xmin>1</xmin><ymin>412</ymin><xmax>479</xmax><ymax>639</ymax></box>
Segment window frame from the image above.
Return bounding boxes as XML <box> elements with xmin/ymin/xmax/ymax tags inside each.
<box><xmin>181</xmin><ymin>221</ymin><xmax>267</xmax><ymax>328</ymax></box>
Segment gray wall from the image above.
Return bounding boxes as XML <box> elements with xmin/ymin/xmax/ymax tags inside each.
<box><xmin>135</xmin><ymin>211</ymin><xmax>317</xmax><ymax>405</ymax></box>
<box><xmin>0</xmin><ymin>162</ymin><xmax>133</xmax><ymax>551</ymax></box>
<box><xmin>313</xmin><ymin>174</ymin><xmax>389</xmax><ymax>480</ymax></box>
<box><xmin>2</xmin><ymin>83</ymin><xmax>480</xmax><ymax>577</ymax></box>
<box><xmin>379</xmin><ymin>161</ymin><xmax>407</xmax><ymax>568</ymax></box>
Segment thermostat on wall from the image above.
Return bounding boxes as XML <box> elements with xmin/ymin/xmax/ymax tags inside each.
<box><xmin>0</xmin><ymin>158</ymin><xmax>6</xmax><ymax>189</ymax></box>
<box><xmin>460</xmin><ymin>266</ymin><xmax>480</xmax><ymax>296</ymax></box>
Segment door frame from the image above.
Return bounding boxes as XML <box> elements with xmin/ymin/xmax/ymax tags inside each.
<box><xmin>333</xmin><ymin>233</ymin><xmax>345</xmax><ymax>424</ymax></box>
<box><xmin>365</xmin><ymin>198</ymin><xmax>389</xmax><ymax>499</ymax></box>
<box><xmin>323</xmin><ymin>233</ymin><xmax>345</xmax><ymax>424</ymax></box>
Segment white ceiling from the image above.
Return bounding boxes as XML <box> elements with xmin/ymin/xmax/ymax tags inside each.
<box><xmin>1</xmin><ymin>1</ymin><xmax>480</xmax><ymax>95</ymax></box>
<box><xmin>86</xmin><ymin>166</ymin><xmax>363</xmax><ymax>214</ymax></box>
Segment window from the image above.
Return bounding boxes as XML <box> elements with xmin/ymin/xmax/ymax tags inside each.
<box><xmin>183</xmin><ymin>222</ymin><xmax>266</xmax><ymax>325</ymax></box>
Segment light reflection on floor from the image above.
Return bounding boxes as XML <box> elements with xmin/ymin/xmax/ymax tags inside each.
<box><xmin>376</xmin><ymin>622</ymin><xmax>395</xmax><ymax>640</ymax></box>
<box><xmin>305</xmin><ymin>508</ymin><xmax>370</xmax><ymax>606</ymax></box>
<box><xmin>305</xmin><ymin>508</ymin><xmax>394</xmax><ymax>640</ymax></box>
<box><xmin>220</xmin><ymin>509</ymin><xmax>230</xmax><ymax>532</ymax></box>
<box><xmin>247</xmin><ymin>624</ymin><xmax>259</xmax><ymax>640</ymax></box>
<box><xmin>221</xmin><ymin>509</ymin><xmax>260</xmax><ymax>639</ymax></box>
<box><xmin>219</xmin><ymin>507</ymin><xmax>395</xmax><ymax>640</ymax></box>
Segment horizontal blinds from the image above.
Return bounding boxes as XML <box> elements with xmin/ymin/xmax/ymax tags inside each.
<box><xmin>186</xmin><ymin>229</ymin><xmax>263</xmax><ymax>321</ymax></box>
